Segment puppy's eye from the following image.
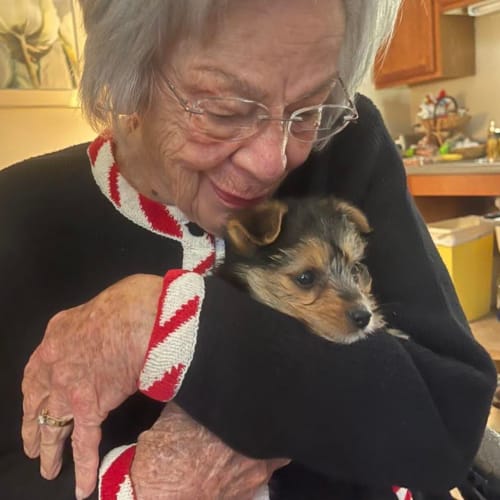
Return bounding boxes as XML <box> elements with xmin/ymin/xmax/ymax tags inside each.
<box><xmin>351</xmin><ymin>263</ymin><xmax>365</xmax><ymax>283</ymax></box>
<box><xmin>294</xmin><ymin>270</ymin><xmax>316</xmax><ymax>288</ymax></box>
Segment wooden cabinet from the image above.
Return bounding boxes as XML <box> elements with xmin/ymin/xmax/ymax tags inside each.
<box><xmin>438</xmin><ymin>0</ymin><xmax>474</xmax><ymax>11</ymax></box>
<box><xmin>374</xmin><ymin>0</ymin><xmax>475</xmax><ymax>88</ymax></box>
<box><xmin>407</xmin><ymin>172</ymin><xmax>500</xmax><ymax>197</ymax></box>
<box><xmin>405</xmin><ymin>165</ymin><xmax>500</xmax><ymax>222</ymax></box>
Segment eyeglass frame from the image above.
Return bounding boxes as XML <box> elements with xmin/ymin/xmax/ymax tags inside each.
<box><xmin>161</xmin><ymin>73</ymin><xmax>359</xmax><ymax>152</ymax></box>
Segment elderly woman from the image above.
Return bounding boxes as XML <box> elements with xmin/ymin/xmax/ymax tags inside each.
<box><xmin>0</xmin><ymin>0</ymin><xmax>496</xmax><ymax>499</ymax></box>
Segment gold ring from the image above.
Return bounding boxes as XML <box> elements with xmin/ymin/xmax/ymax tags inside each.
<box><xmin>37</xmin><ymin>408</ymin><xmax>73</xmax><ymax>428</ymax></box>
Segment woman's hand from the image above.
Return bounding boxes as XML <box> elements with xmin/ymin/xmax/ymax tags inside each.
<box><xmin>130</xmin><ymin>403</ymin><xmax>289</xmax><ymax>500</ymax></box>
<box><xmin>21</xmin><ymin>274</ymin><xmax>163</xmax><ymax>499</ymax></box>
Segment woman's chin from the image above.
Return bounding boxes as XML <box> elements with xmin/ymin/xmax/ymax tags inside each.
<box><xmin>197</xmin><ymin>211</ymin><xmax>231</xmax><ymax>237</ymax></box>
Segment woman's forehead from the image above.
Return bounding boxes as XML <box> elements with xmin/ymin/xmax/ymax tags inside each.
<box><xmin>177</xmin><ymin>64</ymin><xmax>338</xmax><ymax>101</ymax></box>
<box><xmin>168</xmin><ymin>0</ymin><xmax>344</xmax><ymax>100</ymax></box>
<box><xmin>186</xmin><ymin>0</ymin><xmax>345</xmax><ymax>43</ymax></box>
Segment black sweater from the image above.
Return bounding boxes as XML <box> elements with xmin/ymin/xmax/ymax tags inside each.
<box><xmin>0</xmin><ymin>95</ymin><xmax>495</xmax><ymax>500</ymax></box>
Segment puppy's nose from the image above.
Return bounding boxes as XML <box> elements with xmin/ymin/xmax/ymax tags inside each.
<box><xmin>348</xmin><ymin>308</ymin><xmax>371</xmax><ymax>329</ymax></box>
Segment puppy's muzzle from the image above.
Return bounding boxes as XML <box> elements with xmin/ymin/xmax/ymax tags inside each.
<box><xmin>347</xmin><ymin>307</ymin><xmax>372</xmax><ymax>330</ymax></box>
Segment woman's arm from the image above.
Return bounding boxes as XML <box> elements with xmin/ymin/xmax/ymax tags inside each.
<box><xmin>129</xmin><ymin>403</ymin><xmax>288</xmax><ymax>500</ymax></box>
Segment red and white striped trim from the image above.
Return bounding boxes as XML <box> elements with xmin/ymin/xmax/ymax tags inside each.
<box><xmin>139</xmin><ymin>270</ymin><xmax>205</xmax><ymax>402</ymax></box>
<box><xmin>89</xmin><ymin>135</ymin><xmax>214</xmax><ymax>401</ymax></box>
<box><xmin>88</xmin><ymin>135</ymin><xmax>224</xmax><ymax>275</ymax></box>
<box><xmin>98</xmin><ymin>442</ymin><xmax>270</xmax><ymax>500</ymax></box>
<box><xmin>392</xmin><ymin>486</ymin><xmax>413</xmax><ymax>500</ymax></box>
<box><xmin>99</xmin><ymin>444</ymin><xmax>137</xmax><ymax>500</ymax></box>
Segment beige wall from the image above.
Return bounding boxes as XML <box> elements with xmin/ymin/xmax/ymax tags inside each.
<box><xmin>362</xmin><ymin>11</ymin><xmax>500</xmax><ymax>141</ymax></box>
<box><xmin>0</xmin><ymin>107</ymin><xmax>94</xmax><ymax>170</ymax></box>
<box><xmin>359</xmin><ymin>79</ymin><xmax>413</xmax><ymax>138</ymax></box>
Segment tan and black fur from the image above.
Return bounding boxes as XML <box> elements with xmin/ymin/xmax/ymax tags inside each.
<box><xmin>218</xmin><ymin>197</ymin><xmax>385</xmax><ymax>344</ymax></box>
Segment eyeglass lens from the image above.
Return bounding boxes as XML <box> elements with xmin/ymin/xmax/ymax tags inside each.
<box><xmin>190</xmin><ymin>100</ymin><xmax>355</xmax><ymax>142</ymax></box>
<box><xmin>189</xmin><ymin>97</ymin><xmax>269</xmax><ymax>140</ymax></box>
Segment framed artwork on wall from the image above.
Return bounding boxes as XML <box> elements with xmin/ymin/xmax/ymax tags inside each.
<box><xmin>0</xmin><ymin>0</ymin><xmax>82</xmax><ymax>107</ymax></box>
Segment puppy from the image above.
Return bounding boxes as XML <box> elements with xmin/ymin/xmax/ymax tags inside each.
<box><xmin>218</xmin><ymin>197</ymin><xmax>385</xmax><ymax>344</ymax></box>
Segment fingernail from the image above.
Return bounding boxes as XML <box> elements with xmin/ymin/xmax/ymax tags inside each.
<box><xmin>24</xmin><ymin>446</ymin><xmax>38</xmax><ymax>458</ymax></box>
<box><xmin>41</xmin><ymin>462</ymin><xmax>62</xmax><ymax>480</ymax></box>
<box><xmin>75</xmin><ymin>487</ymin><xmax>84</xmax><ymax>500</ymax></box>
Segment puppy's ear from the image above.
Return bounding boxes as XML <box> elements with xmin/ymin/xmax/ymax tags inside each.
<box><xmin>225</xmin><ymin>200</ymin><xmax>288</xmax><ymax>256</ymax></box>
<box><xmin>335</xmin><ymin>200</ymin><xmax>372</xmax><ymax>234</ymax></box>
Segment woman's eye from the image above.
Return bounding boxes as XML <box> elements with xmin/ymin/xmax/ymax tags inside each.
<box><xmin>201</xmin><ymin>98</ymin><xmax>258</xmax><ymax>119</ymax></box>
<box><xmin>294</xmin><ymin>270</ymin><xmax>316</xmax><ymax>288</ymax></box>
<box><xmin>298</xmin><ymin>109</ymin><xmax>321</xmax><ymax>123</ymax></box>
<box><xmin>209</xmin><ymin>107</ymin><xmax>245</xmax><ymax>118</ymax></box>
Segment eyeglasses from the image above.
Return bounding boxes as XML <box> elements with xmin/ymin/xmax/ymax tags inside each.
<box><xmin>162</xmin><ymin>75</ymin><xmax>358</xmax><ymax>147</ymax></box>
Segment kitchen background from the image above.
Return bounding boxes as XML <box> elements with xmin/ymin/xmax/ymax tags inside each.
<box><xmin>1</xmin><ymin>2</ymin><xmax>500</xmax><ymax>168</ymax></box>
<box><xmin>363</xmin><ymin>5</ymin><xmax>500</xmax><ymax>141</ymax></box>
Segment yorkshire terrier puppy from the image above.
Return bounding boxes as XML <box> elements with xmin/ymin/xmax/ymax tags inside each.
<box><xmin>218</xmin><ymin>197</ymin><xmax>385</xmax><ymax>344</ymax></box>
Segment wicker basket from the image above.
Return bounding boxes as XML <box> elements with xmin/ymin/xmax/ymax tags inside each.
<box><xmin>421</xmin><ymin>114</ymin><xmax>470</xmax><ymax>133</ymax></box>
<box><xmin>420</xmin><ymin>96</ymin><xmax>470</xmax><ymax>134</ymax></box>
<box><xmin>451</xmin><ymin>144</ymin><xmax>486</xmax><ymax>159</ymax></box>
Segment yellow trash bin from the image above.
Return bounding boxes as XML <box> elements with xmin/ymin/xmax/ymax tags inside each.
<box><xmin>428</xmin><ymin>215</ymin><xmax>494</xmax><ymax>322</ymax></box>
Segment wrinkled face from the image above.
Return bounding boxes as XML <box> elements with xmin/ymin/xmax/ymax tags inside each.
<box><xmin>121</xmin><ymin>0</ymin><xmax>345</xmax><ymax>235</ymax></box>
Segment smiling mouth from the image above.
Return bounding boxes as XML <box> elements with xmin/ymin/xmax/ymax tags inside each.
<box><xmin>211</xmin><ymin>181</ymin><xmax>268</xmax><ymax>209</ymax></box>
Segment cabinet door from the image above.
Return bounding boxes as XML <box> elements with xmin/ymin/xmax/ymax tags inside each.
<box><xmin>374</xmin><ymin>0</ymin><xmax>438</xmax><ymax>88</ymax></box>
<box><xmin>438</xmin><ymin>0</ymin><xmax>473</xmax><ymax>10</ymax></box>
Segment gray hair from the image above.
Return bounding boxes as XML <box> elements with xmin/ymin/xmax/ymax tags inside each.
<box><xmin>78</xmin><ymin>0</ymin><xmax>402</xmax><ymax>130</ymax></box>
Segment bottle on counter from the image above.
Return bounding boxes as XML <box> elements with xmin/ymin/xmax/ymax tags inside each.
<box><xmin>486</xmin><ymin>120</ymin><xmax>498</xmax><ymax>162</ymax></box>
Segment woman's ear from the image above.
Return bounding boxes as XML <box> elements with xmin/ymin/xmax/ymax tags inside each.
<box><xmin>118</xmin><ymin>113</ymin><xmax>140</xmax><ymax>136</ymax></box>
<box><xmin>225</xmin><ymin>200</ymin><xmax>288</xmax><ymax>256</ymax></box>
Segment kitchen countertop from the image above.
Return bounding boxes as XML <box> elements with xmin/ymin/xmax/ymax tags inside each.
<box><xmin>405</xmin><ymin>160</ymin><xmax>500</xmax><ymax>176</ymax></box>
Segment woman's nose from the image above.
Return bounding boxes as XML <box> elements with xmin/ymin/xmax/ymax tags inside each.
<box><xmin>231</xmin><ymin>121</ymin><xmax>288</xmax><ymax>182</ymax></box>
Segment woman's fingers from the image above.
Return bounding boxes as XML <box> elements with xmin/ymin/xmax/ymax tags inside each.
<box><xmin>72</xmin><ymin>423</ymin><xmax>102</xmax><ymax>499</ymax></box>
<box><xmin>39</xmin><ymin>423</ymin><xmax>73</xmax><ymax>478</ymax></box>
<box><xmin>267</xmin><ymin>458</ymin><xmax>291</xmax><ymax>475</ymax></box>
<box><xmin>37</xmin><ymin>390</ymin><xmax>74</xmax><ymax>478</ymax></box>
<box><xmin>21</xmin><ymin>412</ymin><xmax>42</xmax><ymax>458</ymax></box>
<box><xmin>19</xmin><ymin>275</ymin><xmax>163</xmax><ymax>497</ymax></box>
<box><xmin>21</xmin><ymin>352</ymin><xmax>50</xmax><ymax>458</ymax></box>
<box><xmin>25</xmin><ymin>371</ymin><xmax>104</xmax><ymax>497</ymax></box>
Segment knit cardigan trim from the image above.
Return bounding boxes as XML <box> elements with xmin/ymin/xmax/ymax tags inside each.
<box><xmin>87</xmin><ymin>134</ymin><xmax>224</xmax><ymax>275</ymax></box>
